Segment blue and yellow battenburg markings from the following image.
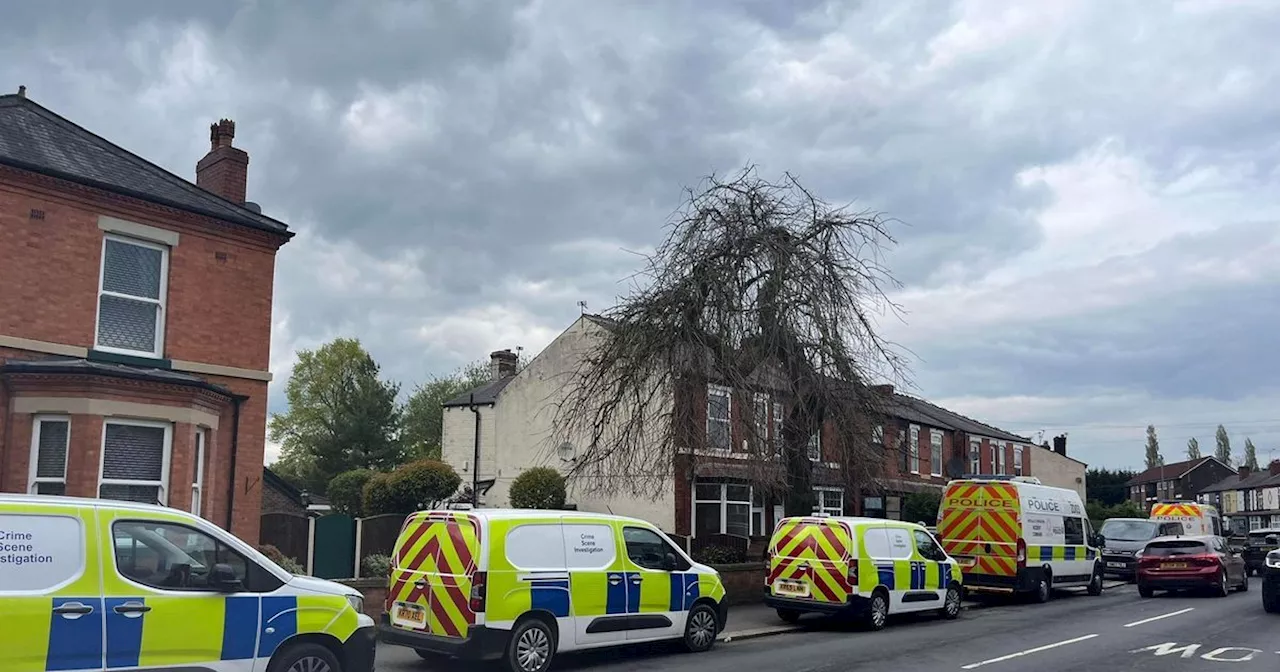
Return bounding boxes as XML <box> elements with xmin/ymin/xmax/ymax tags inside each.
<box><xmin>871</xmin><ymin>560</ymin><xmax>949</xmax><ymax>592</ymax></box>
<box><xmin>1030</xmin><ymin>545</ymin><xmax>1094</xmax><ymax>563</ymax></box>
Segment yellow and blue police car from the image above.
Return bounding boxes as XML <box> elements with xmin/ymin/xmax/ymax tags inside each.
<box><xmin>0</xmin><ymin>493</ymin><xmax>376</xmax><ymax>672</ymax></box>
<box><xmin>379</xmin><ymin>509</ymin><xmax>729</xmax><ymax>672</ymax></box>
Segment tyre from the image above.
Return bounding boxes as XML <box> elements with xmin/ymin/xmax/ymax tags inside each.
<box><xmin>1031</xmin><ymin>573</ymin><xmax>1051</xmax><ymax>604</ymax></box>
<box><xmin>1263</xmin><ymin>585</ymin><xmax>1280</xmax><ymax>613</ymax></box>
<box><xmin>506</xmin><ymin>618</ymin><xmax>556</xmax><ymax>672</ymax></box>
<box><xmin>940</xmin><ymin>586</ymin><xmax>962</xmax><ymax>620</ymax></box>
<box><xmin>776</xmin><ymin>608</ymin><xmax>802</xmax><ymax>624</ymax></box>
<box><xmin>683</xmin><ymin>603</ymin><xmax>719</xmax><ymax>653</ymax></box>
<box><xmin>267</xmin><ymin>642</ymin><xmax>341</xmax><ymax>672</ymax></box>
<box><xmin>863</xmin><ymin>589</ymin><xmax>889</xmax><ymax>631</ymax></box>
<box><xmin>1239</xmin><ymin>574</ymin><xmax>1250</xmax><ymax>592</ymax></box>
<box><xmin>1138</xmin><ymin>583</ymin><xmax>1154</xmax><ymax>598</ymax></box>
<box><xmin>1087</xmin><ymin>571</ymin><xmax>1103</xmax><ymax>597</ymax></box>
<box><xmin>1214</xmin><ymin>570</ymin><xmax>1230</xmax><ymax>598</ymax></box>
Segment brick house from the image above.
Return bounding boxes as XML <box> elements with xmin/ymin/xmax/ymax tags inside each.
<box><xmin>440</xmin><ymin>315</ymin><xmax>1062</xmax><ymax>543</ymax></box>
<box><xmin>1197</xmin><ymin>461</ymin><xmax>1280</xmax><ymax>534</ymax></box>
<box><xmin>1125</xmin><ymin>456</ymin><xmax>1235</xmax><ymax>512</ymax></box>
<box><xmin>0</xmin><ymin>88</ymin><xmax>291</xmax><ymax>540</ymax></box>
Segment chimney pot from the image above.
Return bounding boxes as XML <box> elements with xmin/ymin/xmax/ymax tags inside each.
<box><xmin>489</xmin><ymin>349</ymin><xmax>519</xmax><ymax>381</ymax></box>
<box><xmin>17</xmin><ymin>85</ymin><xmax>26</xmax><ymax>98</ymax></box>
<box><xmin>1052</xmin><ymin>434</ymin><xmax>1067</xmax><ymax>455</ymax></box>
<box><xmin>1239</xmin><ymin>465</ymin><xmax>1252</xmax><ymax>480</ymax></box>
<box><xmin>196</xmin><ymin>118</ymin><xmax>249</xmax><ymax>203</ymax></box>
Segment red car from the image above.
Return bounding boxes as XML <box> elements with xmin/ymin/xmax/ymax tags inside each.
<box><xmin>1137</xmin><ymin>534</ymin><xmax>1249</xmax><ymax>597</ymax></box>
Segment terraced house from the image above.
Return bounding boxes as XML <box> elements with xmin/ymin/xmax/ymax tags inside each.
<box><xmin>1197</xmin><ymin>460</ymin><xmax>1280</xmax><ymax>534</ymax></box>
<box><xmin>0</xmin><ymin>88</ymin><xmax>291</xmax><ymax>540</ymax></box>
<box><xmin>440</xmin><ymin>315</ymin><xmax>1084</xmax><ymax>547</ymax></box>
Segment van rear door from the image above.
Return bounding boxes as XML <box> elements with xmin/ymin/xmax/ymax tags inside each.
<box><xmin>389</xmin><ymin>511</ymin><xmax>481</xmax><ymax>639</ymax></box>
<box><xmin>938</xmin><ymin>482</ymin><xmax>1021</xmax><ymax>583</ymax></box>
<box><xmin>768</xmin><ymin>517</ymin><xmax>854</xmax><ymax>605</ymax></box>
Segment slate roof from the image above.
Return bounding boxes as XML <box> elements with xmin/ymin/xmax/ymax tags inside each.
<box><xmin>442</xmin><ymin>376</ymin><xmax>517</xmax><ymax>407</ymax></box>
<box><xmin>0</xmin><ymin>93</ymin><xmax>290</xmax><ymax>237</ymax></box>
<box><xmin>1199</xmin><ymin>465</ymin><xmax>1280</xmax><ymax>494</ymax></box>
<box><xmin>890</xmin><ymin>393</ymin><xmax>1033</xmax><ymax>443</ymax></box>
<box><xmin>1</xmin><ymin>357</ymin><xmax>241</xmax><ymax>398</ymax></box>
<box><xmin>1126</xmin><ymin>456</ymin><xmax>1230</xmax><ymax>486</ymax></box>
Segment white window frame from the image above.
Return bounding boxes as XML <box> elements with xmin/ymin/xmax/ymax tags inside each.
<box><xmin>930</xmin><ymin>429</ymin><xmax>943</xmax><ymax>477</ymax></box>
<box><xmin>28</xmin><ymin>415</ymin><xmax>71</xmax><ymax>495</ymax></box>
<box><xmin>872</xmin><ymin>424</ymin><xmax>884</xmax><ymax>449</ymax></box>
<box><xmin>969</xmin><ymin>437</ymin><xmax>981</xmax><ymax>474</ymax></box>
<box><xmin>772</xmin><ymin>401</ymin><xmax>784</xmax><ymax>457</ymax></box>
<box><xmin>813</xmin><ymin>488</ymin><xmax>844</xmax><ymax>517</ymax></box>
<box><xmin>98</xmin><ymin>418</ymin><xmax>173</xmax><ymax>505</ymax></box>
<box><xmin>1014</xmin><ymin>445</ymin><xmax>1024</xmax><ymax>476</ymax></box>
<box><xmin>94</xmin><ymin>233</ymin><xmax>170</xmax><ymax>359</ymax></box>
<box><xmin>706</xmin><ymin>384</ymin><xmax>732</xmax><ymax>452</ymax></box>
<box><xmin>192</xmin><ymin>428</ymin><xmax>207</xmax><ymax>516</ymax></box>
<box><xmin>909</xmin><ymin>424</ymin><xmax>920</xmax><ymax>474</ymax></box>
<box><xmin>692</xmin><ymin>481</ymin><xmax>754</xmax><ymax>536</ymax></box>
<box><xmin>997</xmin><ymin>441</ymin><xmax>1007</xmax><ymax>474</ymax></box>
<box><xmin>752</xmin><ymin>392</ymin><xmax>769</xmax><ymax>454</ymax></box>
<box><xmin>808</xmin><ymin>426</ymin><xmax>822</xmax><ymax>462</ymax></box>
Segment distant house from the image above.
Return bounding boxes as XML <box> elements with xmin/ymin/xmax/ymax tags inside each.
<box><xmin>261</xmin><ymin>467</ymin><xmax>330</xmax><ymax>517</ymax></box>
<box><xmin>440</xmin><ymin>315</ymin><xmax>1080</xmax><ymax>541</ymax></box>
<box><xmin>1197</xmin><ymin>461</ymin><xmax>1280</xmax><ymax>534</ymax></box>
<box><xmin>1125</xmin><ymin>457</ymin><xmax>1235</xmax><ymax>511</ymax></box>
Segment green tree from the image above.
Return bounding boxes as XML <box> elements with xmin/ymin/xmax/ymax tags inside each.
<box><xmin>902</xmin><ymin>492</ymin><xmax>942</xmax><ymax>525</ymax></box>
<box><xmin>1244</xmin><ymin>437</ymin><xmax>1259</xmax><ymax>470</ymax></box>
<box><xmin>401</xmin><ymin>359</ymin><xmax>492</xmax><ymax>460</ymax></box>
<box><xmin>1085</xmin><ymin>468</ymin><xmax>1137</xmax><ymax>506</ymax></box>
<box><xmin>1186</xmin><ymin>437</ymin><xmax>1201</xmax><ymax>460</ymax></box>
<box><xmin>363</xmin><ymin>459</ymin><xmax>462</xmax><ymax>515</ymax></box>
<box><xmin>327</xmin><ymin>469</ymin><xmax>377</xmax><ymax>517</ymax></box>
<box><xmin>268</xmin><ymin>338</ymin><xmax>403</xmax><ymax>494</ymax></box>
<box><xmin>509</xmin><ymin>467</ymin><xmax>568</xmax><ymax>509</ymax></box>
<box><xmin>1144</xmin><ymin>424</ymin><xmax>1164</xmax><ymax>469</ymax></box>
<box><xmin>1215</xmin><ymin>424</ymin><xmax>1233</xmax><ymax>467</ymax></box>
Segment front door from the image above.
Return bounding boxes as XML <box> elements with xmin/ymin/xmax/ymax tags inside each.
<box><xmin>619</xmin><ymin>525</ymin><xmax>687</xmax><ymax>641</ymax></box>
<box><xmin>0</xmin><ymin>502</ymin><xmax>104</xmax><ymax>672</ymax></box>
<box><xmin>100</xmin><ymin>513</ymin><xmax>252</xmax><ymax>670</ymax></box>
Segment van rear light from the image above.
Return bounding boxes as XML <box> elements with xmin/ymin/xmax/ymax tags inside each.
<box><xmin>469</xmin><ymin>571</ymin><xmax>487</xmax><ymax>613</ymax></box>
<box><xmin>1016</xmin><ymin>538</ymin><xmax>1027</xmax><ymax>569</ymax></box>
<box><xmin>847</xmin><ymin>564</ymin><xmax>858</xmax><ymax>591</ymax></box>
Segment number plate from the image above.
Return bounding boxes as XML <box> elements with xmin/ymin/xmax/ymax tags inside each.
<box><xmin>1107</xmin><ymin>562</ymin><xmax>1125</xmax><ymax>568</ymax></box>
<box><xmin>1161</xmin><ymin>562</ymin><xmax>1188</xmax><ymax>570</ymax></box>
<box><xmin>955</xmin><ymin>556</ymin><xmax>976</xmax><ymax>567</ymax></box>
<box><xmin>392</xmin><ymin>602</ymin><xmax>427</xmax><ymax>629</ymax></box>
<box><xmin>774</xmin><ymin>579</ymin><xmax>810</xmax><ymax>598</ymax></box>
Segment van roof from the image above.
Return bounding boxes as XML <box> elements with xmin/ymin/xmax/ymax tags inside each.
<box><xmin>0</xmin><ymin>493</ymin><xmax>181</xmax><ymax>515</ymax></box>
<box><xmin>784</xmin><ymin>515</ymin><xmax>927</xmax><ymax>530</ymax></box>
<box><xmin>416</xmin><ymin>508</ymin><xmax>657</xmax><ymax>526</ymax></box>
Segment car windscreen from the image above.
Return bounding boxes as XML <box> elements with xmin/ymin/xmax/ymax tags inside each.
<box><xmin>1100</xmin><ymin>520</ymin><xmax>1159</xmax><ymax>542</ymax></box>
<box><xmin>1144</xmin><ymin>540</ymin><xmax>1209</xmax><ymax>557</ymax></box>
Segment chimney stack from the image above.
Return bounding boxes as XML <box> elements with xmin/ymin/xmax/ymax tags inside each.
<box><xmin>870</xmin><ymin>384</ymin><xmax>895</xmax><ymax>396</ymax></box>
<box><xmin>490</xmin><ymin>349</ymin><xmax>519</xmax><ymax>381</ymax></box>
<box><xmin>1052</xmin><ymin>434</ymin><xmax>1067</xmax><ymax>456</ymax></box>
<box><xmin>1239</xmin><ymin>465</ymin><xmax>1252</xmax><ymax>480</ymax></box>
<box><xmin>196</xmin><ymin>118</ymin><xmax>249</xmax><ymax>203</ymax></box>
<box><xmin>1269</xmin><ymin>460</ymin><xmax>1280</xmax><ymax>477</ymax></box>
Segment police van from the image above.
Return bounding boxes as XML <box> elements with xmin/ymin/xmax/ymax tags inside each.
<box><xmin>763</xmin><ymin>516</ymin><xmax>962</xmax><ymax>631</ymax></box>
<box><xmin>0</xmin><ymin>494</ymin><xmax>375</xmax><ymax>672</ymax></box>
<box><xmin>378</xmin><ymin>509</ymin><xmax>728</xmax><ymax>672</ymax></box>
<box><xmin>937</xmin><ymin>476</ymin><xmax>1104</xmax><ymax>602</ymax></box>
<box><xmin>1148</xmin><ymin>501</ymin><xmax>1223</xmax><ymax>537</ymax></box>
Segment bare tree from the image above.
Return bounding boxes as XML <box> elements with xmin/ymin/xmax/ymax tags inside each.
<box><xmin>551</xmin><ymin>168</ymin><xmax>908</xmax><ymax>516</ymax></box>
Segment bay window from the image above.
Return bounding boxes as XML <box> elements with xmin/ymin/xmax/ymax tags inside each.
<box><xmin>813</xmin><ymin>488</ymin><xmax>844</xmax><ymax>516</ymax></box>
<box><xmin>100</xmin><ymin>419</ymin><xmax>171</xmax><ymax>505</ymax></box>
<box><xmin>693</xmin><ymin>480</ymin><xmax>752</xmax><ymax>537</ymax></box>
<box><xmin>29</xmin><ymin>416</ymin><xmax>70</xmax><ymax>495</ymax></box>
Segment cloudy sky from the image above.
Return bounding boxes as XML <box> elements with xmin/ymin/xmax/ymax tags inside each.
<box><xmin>5</xmin><ymin>0</ymin><xmax>1279</xmax><ymax>472</ymax></box>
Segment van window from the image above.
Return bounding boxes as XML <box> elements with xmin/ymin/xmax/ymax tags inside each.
<box><xmin>623</xmin><ymin>527</ymin><xmax>690</xmax><ymax>571</ymax></box>
<box><xmin>562</xmin><ymin>524</ymin><xmax>616</xmax><ymax>570</ymax></box>
<box><xmin>0</xmin><ymin>513</ymin><xmax>83</xmax><ymax>593</ymax></box>
<box><xmin>113</xmin><ymin>520</ymin><xmax>248</xmax><ymax>591</ymax></box>
<box><xmin>912</xmin><ymin>529</ymin><xmax>944</xmax><ymax>561</ymax></box>
<box><xmin>885</xmin><ymin>528</ymin><xmax>913</xmax><ymax>559</ymax></box>
<box><xmin>1063</xmin><ymin>518</ymin><xmax>1084</xmax><ymax>545</ymax></box>
<box><xmin>1158</xmin><ymin>522</ymin><xmax>1185</xmax><ymax>536</ymax></box>
<box><xmin>862</xmin><ymin>528</ymin><xmax>891</xmax><ymax>559</ymax></box>
<box><xmin>505</xmin><ymin>524</ymin><xmax>566</xmax><ymax>570</ymax></box>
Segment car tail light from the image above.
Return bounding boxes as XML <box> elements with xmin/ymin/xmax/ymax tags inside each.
<box><xmin>469</xmin><ymin>571</ymin><xmax>487</xmax><ymax>613</ymax></box>
<box><xmin>1016</xmin><ymin>538</ymin><xmax>1027</xmax><ymax>569</ymax></box>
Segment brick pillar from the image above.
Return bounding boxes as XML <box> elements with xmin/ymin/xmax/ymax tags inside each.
<box><xmin>2</xmin><ymin>413</ymin><xmax>34</xmax><ymax>493</ymax></box>
<box><xmin>66</xmin><ymin>415</ymin><xmax>102</xmax><ymax>498</ymax></box>
<box><xmin>168</xmin><ymin>422</ymin><xmax>193</xmax><ymax>512</ymax></box>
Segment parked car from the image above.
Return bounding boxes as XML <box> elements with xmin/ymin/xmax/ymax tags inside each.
<box><xmin>1243</xmin><ymin>528</ymin><xmax>1280</xmax><ymax>576</ymax></box>
<box><xmin>1098</xmin><ymin>518</ymin><xmax>1183</xmax><ymax>581</ymax></box>
<box><xmin>1137</xmin><ymin>534</ymin><xmax>1249</xmax><ymax>598</ymax></box>
<box><xmin>1261</xmin><ymin>533</ymin><xmax>1280</xmax><ymax>613</ymax></box>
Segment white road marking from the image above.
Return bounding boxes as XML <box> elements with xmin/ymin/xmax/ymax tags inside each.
<box><xmin>1123</xmin><ymin>607</ymin><xmax>1195</xmax><ymax>628</ymax></box>
<box><xmin>960</xmin><ymin>634</ymin><xmax>1099</xmax><ymax>670</ymax></box>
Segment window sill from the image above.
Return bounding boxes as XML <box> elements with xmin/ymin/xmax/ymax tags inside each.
<box><xmin>88</xmin><ymin>349</ymin><xmax>173</xmax><ymax>370</ymax></box>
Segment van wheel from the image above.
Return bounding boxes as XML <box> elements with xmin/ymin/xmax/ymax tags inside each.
<box><xmin>863</xmin><ymin>589</ymin><xmax>889</xmax><ymax>631</ymax></box>
<box><xmin>506</xmin><ymin>618</ymin><xmax>556</xmax><ymax>672</ymax></box>
<box><xmin>1087</xmin><ymin>571</ymin><xmax>1103</xmax><ymax>596</ymax></box>
<box><xmin>1032</xmin><ymin>573</ymin><xmax>1052</xmax><ymax>604</ymax></box>
<box><xmin>267</xmin><ymin>642</ymin><xmax>340</xmax><ymax>672</ymax></box>
<box><xmin>941</xmin><ymin>586</ymin><xmax>962</xmax><ymax>619</ymax></box>
<box><xmin>684</xmin><ymin>603</ymin><xmax>719</xmax><ymax>653</ymax></box>
<box><xmin>776</xmin><ymin>608</ymin><xmax>801</xmax><ymax>624</ymax></box>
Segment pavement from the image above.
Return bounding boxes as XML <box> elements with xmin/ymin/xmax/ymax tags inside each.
<box><xmin>374</xmin><ymin>578</ymin><xmax>1275</xmax><ymax>670</ymax></box>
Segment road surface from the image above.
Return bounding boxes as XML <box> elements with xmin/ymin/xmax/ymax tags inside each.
<box><xmin>376</xmin><ymin>579</ymin><xmax>1276</xmax><ymax>671</ymax></box>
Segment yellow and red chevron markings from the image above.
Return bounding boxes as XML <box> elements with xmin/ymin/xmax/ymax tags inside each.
<box><xmin>1151</xmin><ymin>503</ymin><xmax>1200</xmax><ymax>517</ymax></box>
<box><xmin>389</xmin><ymin>511</ymin><xmax>481</xmax><ymax>638</ymax></box>
<box><xmin>768</xmin><ymin>517</ymin><xmax>852</xmax><ymax>603</ymax></box>
<box><xmin>939</xmin><ymin>483</ymin><xmax>1020</xmax><ymax>577</ymax></box>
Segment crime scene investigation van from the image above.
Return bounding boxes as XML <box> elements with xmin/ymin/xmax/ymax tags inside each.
<box><xmin>0</xmin><ymin>493</ymin><xmax>376</xmax><ymax>672</ymax></box>
<box><xmin>763</xmin><ymin>516</ymin><xmax>963</xmax><ymax>631</ymax></box>
<box><xmin>1148</xmin><ymin>500</ymin><xmax>1224</xmax><ymax>537</ymax></box>
<box><xmin>378</xmin><ymin>509</ymin><xmax>729</xmax><ymax>672</ymax></box>
<box><xmin>937</xmin><ymin>476</ymin><xmax>1104</xmax><ymax>602</ymax></box>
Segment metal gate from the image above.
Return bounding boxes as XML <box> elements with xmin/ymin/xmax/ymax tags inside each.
<box><xmin>312</xmin><ymin>513</ymin><xmax>356</xmax><ymax>579</ymax></box>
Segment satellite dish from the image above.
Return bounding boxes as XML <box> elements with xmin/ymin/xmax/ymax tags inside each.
<box><xmin>557</xmin><ymin>442</ymin><xmax>576</xmax><ymax>462</ymax></box>
<box><xmin>945</xmin><ymin>456</ymin><xmax>966</xmax><ymax>479</ymax></box>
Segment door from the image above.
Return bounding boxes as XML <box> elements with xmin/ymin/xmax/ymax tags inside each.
<box><xmin>880</xmin><ymin>524</ymin><xmax>917</xmax><ymax>612</ymax></box>
<box><xmin>620</xmin><ymin>525</ymin><xmax>688</xmax><ymax>641</ymax></box>
<box><xmin>387</xmin><ymin>512</ymin><xmax>479</xmax><ymax>640</ymax></box>
<box><xmin>0</xmin><ymin>502</ymin><xmax>104</xmax><ymax>672</ymax></box>
<box><xmin>1215</xmin><ymin>537</ymin><xmax>1246</xmax><ymax>585</ymax></box>
<box><xmin>100</xmin><ymin>514</ymin><xmax>256</xmax><ymax>670</ymax></box>
<box><xmin>562</xmin><ymin>520</ymin><xmax>627</xmax><ymax>647</ymax></box>
<box><xmin>911</xmin><ymin>528</ymin><xmax>951</xmax><ymax>607</ymax></box>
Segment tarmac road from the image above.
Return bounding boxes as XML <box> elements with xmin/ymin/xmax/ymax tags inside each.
<box><xmin>375</xmin><ymin>578</ymin><xmax>1276</xmax><ymax>671</ymax></box>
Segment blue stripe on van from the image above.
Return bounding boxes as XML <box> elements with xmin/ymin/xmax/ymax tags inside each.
<box><xmin>530</xmin><ymin>580</ymin><xmax>571</xmax><ymax>618</ymax></box>
<box><xmin>221</xmin><ymin>596</ymin><xmax>260</xmax><ymax>660</ymax></box>
<box><xmin>1064</xmin><ymin>546</ymin><xmax>1077</xmax><ymax>561</ymax></box>
<box><xmin>606</xmin><ymin>573</ymin><xmax>628</xmax><ymax>615</ymax></box>
<box><xmin>626</xmin><ymin>573</ymin><xmax>641</xmax><ymax>614</ymax></box>
<box><xmin>1039</xmin><ymin>546</ymin><xmax>1053</xmax><ymax>562</ymax></box>
<box><xmin>668</xmin><ymin>573</ymin><xmax>699</xmax><ymax>611</ymax></box>
<box><xmin>257</xmin><ymin>596</ymin><xmax>298</xmax><ymax>659</ymax></box>
<box><xmin>104</xmin><ymin>597</ymin><xmax>144</xmax><ymax>669</ymax></box>
<box><xmin>47</xmin><ymin>597</ymin><xmax>104</xmax><ymax>672</ymax></box>
<box><xmin>876</xmin><ymin>563</ymin><xmax>895</xmax><ymax>590</ymax></box>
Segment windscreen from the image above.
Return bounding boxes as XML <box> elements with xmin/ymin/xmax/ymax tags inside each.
<box><xmin>1144</xmin><ymin>540</ymin><xmax>1208</xmax><ymax>557</ymax></box>
<box><xmin>1100</xmin><ymin>520</ymin><xmax>1158</xmax><ymax>542</ymax></box>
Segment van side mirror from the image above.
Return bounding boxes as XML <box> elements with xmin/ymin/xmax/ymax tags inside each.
<box><xmin>1093</xmin><ymin>533</ymin><xmax>1105</xmax><ymax>548</ymax></box>
<box><xmin>209</xmin><ymin>563</ymin><xmax>243</xmax><ymax>592</ymax></box>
